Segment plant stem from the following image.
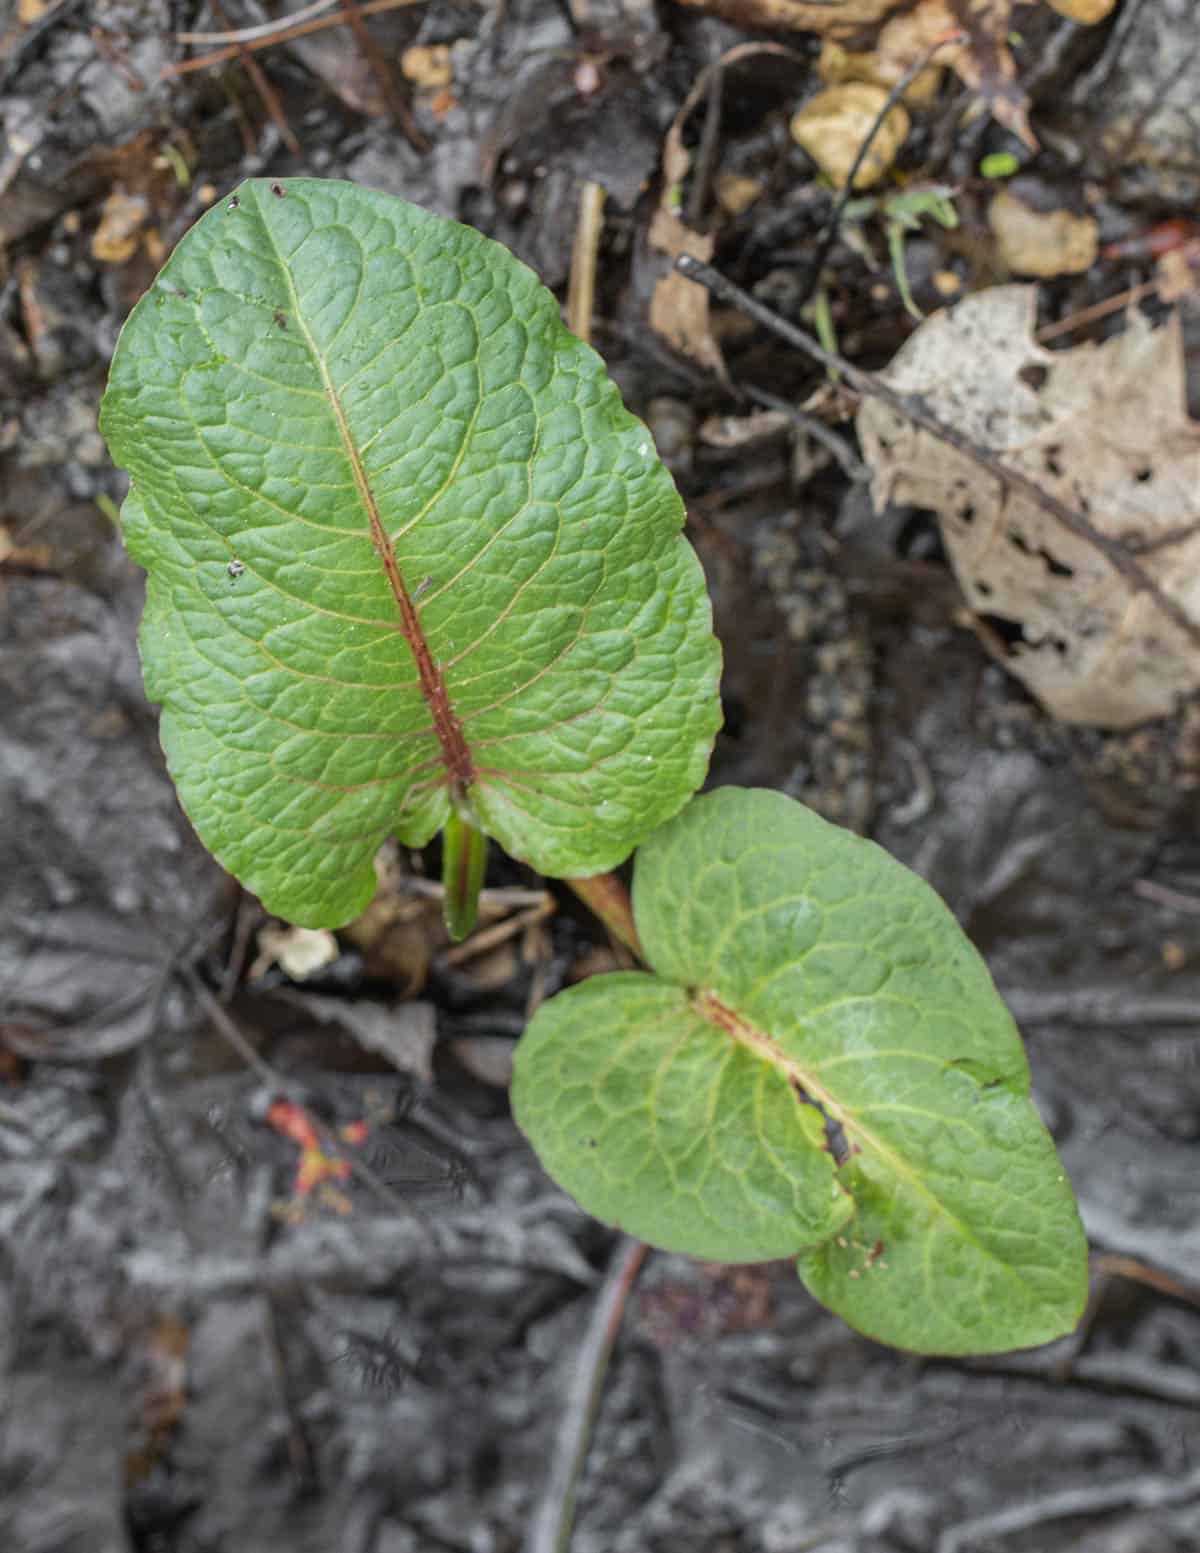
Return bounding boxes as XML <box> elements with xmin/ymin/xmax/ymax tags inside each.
<box><xmin>442</xmin><ymin>808</ymin><xmax>488</xmax><ymax>942</ymax></box>
<box><xmin>565</xmin><ymin>872</ymin><xmax>644</xmax><ymax>960</ymax></box>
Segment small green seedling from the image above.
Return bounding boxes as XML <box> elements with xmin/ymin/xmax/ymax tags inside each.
<box><xmin>843</xmin><ymin>183</ymin><xmax>960</xmax><ymax>321</ymax></box>
<box><xmin>101</xmin><ymin>178</ymin><xmax>1086</xmax><ymax>1356</ymax></box>
<box><xmin>980</xmin><ymin>151</ymin><xmax>1021</xmax><ymax>180</ymax></box>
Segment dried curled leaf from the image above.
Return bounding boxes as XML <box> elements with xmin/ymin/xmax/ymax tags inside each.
<box><xmin>857</xmin><ymin>286</ymin><xmax>1200</xmax><ymax>728</ymax></box>
<box><xmin>987</xmin><ymin>189</ymin><xmax>1098</xmax><ymax>277</ymax></box>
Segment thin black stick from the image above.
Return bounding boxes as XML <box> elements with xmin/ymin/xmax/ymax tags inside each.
<box><xmin>675</xmin><ymin>255</ymin><xmax>1200</xmax><ymax>652</ymax></box>
<box><xmin>526</xmin><ymin>1235</ymin><xmax>648</xmax><ymax>1553</ymax></box>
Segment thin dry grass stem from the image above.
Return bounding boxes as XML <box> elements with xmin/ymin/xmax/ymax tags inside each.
<box><xmin>1035</xmin><ymin>279</ymin><xmax>1159</xmax><ymax>343</ymax></box>
<box><xmin>210</xmin><ymin>0</ymin><xmax>302</xmax><ymax>154</ymax></box>
<box><xmin>165</xmin><ymin>0</ymin><xmax>430</xmax><ymax>78</ymax></box>
<box><xmin>567</xmin><ymin>181</ymin><xmax>606</xmax><ymax>344</ymax></box>
<box><xmin>178</xmin><ymin>0</ymin><xmax>341</xmax><ymax>44</ymax></box>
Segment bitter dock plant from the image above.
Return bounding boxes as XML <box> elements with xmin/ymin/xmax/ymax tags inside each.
<box><xmin>100</xmin><ymin>178</ymin><xmax>721</xmax><ymax>932</ymax></box>
<box><xmin>101</xmin><ymin>179</ymin><xmax>1087</xmax><ymax>1356</ymax></box>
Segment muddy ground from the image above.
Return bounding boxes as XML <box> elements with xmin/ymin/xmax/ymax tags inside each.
<box><xmin>3</xmin><ymin>1</ymin><xmax>1200</xmax><ymax>1550</ymax></box>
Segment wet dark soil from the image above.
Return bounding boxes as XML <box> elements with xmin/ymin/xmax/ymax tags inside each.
<box><xmin>3</xmin><ymin>2</ymin><xmax>1200</xmax><ymax>1550</ymax></box>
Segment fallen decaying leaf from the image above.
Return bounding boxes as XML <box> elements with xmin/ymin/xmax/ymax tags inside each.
<box><xmin>857</xmin><ymin>287</ymin><xmax>1200</xmax><ymax>728</ymax></box>
<box><xmin>790</xmin><ymin>82</ymin><xmax>911</xmax><ymax>188</ymax></box>
<box><xmin>988</xmin><ymin>188</ymin><xmax>1098</xmax><ymax>277</ymax></box>
<box><xmin>91</xmin><ymin>191</ymin><xmax>149</xmax><ymax>264</ymax></box>
<box><xmin>1046</xmin><ymin>0</ymin><xmax>1115</xmax><ymax>19</ymax></box>
<box><xmin>648</xmin><ymin>206</ymin><xmax>725</xmax><ymax>377</ymax></box>
<box><xmin>670</xmin><ymin>0</ymin><xmax>899</xmax><ymax>35</ymax></box>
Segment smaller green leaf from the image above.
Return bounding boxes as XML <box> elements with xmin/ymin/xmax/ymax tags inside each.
<box><xmin>980</xmin><ymin>151</ymin><xmax>1020</xmax><ymax>179</ymax></box>
<box><xmin>513</xmin><ymin>787</ymin><xmax>1088</xmax><ymax>1355</ymax></box>
<box><xmin>512</xmin><ymin>974</ymin><xmax>853</xmax><ymax>1261</ymax></box>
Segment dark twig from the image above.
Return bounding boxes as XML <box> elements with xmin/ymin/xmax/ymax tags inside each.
<box><xmin>686</xmin><ymin>64</ymin><xmax>723</xmax><ymax>230</ymax></box>
<box><xmin>1071</xmin><ymin>0</ymin><xmax>1149</xmax><ymax>104</ymax></box>
<box><xmin>261</xmin><ymin>1296</ymin><xmax>321</xmax><ymax>1489</ymax></box>
<box><xmin>526</xmin><ymin>1235</ymin><xmax>648</xmax><ymax>1553</ymax></box>
<box><xmin>210</xmin><ymin>0</ymin><xmax>301</xmax><ymax>154</ymax></box>
<box><xmin>795</xmin><ymin>30</ymin><xmax>965</xmax><ymax>309</ymax></box>
<box><xmin>675</xmin><ymin>256</ymin><xmax>1200</xmax><ymax>653</ymax></box>
<box><xmin>337</xmin><ymin>0</ymin><xmax>429</xmax><ymax>153</ymax></box>
<box><xmin>937</xmin><ymin>1466</ymin><xmax>1200</xmax><ymax>1553</ymax></box>
<box><xmin>0</xmin><ymin>0</ymin><xmax>87</xmax><ymax>91</ymax></box>
<box><xmin>1103</xmin><ymin>35</ymin><xmax>1200</xmax><ymax>173</ymax></box>
<box><xmin>745</xmin><ymin>384</ymin><xmax>869</xmax><ymax>482</ymax></box>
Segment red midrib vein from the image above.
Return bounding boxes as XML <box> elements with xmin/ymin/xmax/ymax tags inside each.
<box><xmin>320</xmin><ymin>365</ymin><xmax>475</xmax><ymax>795</ymax></box>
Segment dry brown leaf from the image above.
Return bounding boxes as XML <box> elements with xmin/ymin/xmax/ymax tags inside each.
<box><xmin>887</xmin><ymin>0</ymin><xmax>1035</xmax><ymax>148</ymax></box>
<box><xmin>670</xmin><ymin>0</ymin><xmax>898</xmax><ymax>35</ymax></box>
<box><xmin>401</xmin><ymin>44</ymin><xmax>453</xmax><ymax>87</ymax></box>
<box><xmin>857</xmin><ymin>287</ymin><xmax>1200</xmax><ymax>728</ymax></box>
<box><xmin>790</xmin><ymin>82</ymin><xmax>910</xmax><ymax>188</ymax></box>
<box><xmin>648</xmin><ymin>208</ymin><xmax>726</xmax><ymax>377</ymax></box>
<box><xmin>91</xmin><ymin>191</ymin><xmax>149</xmax><ymax>264</ymax></box>
<box><xmin>988</xmin><ymin>188</ymin><xmax>1098</xmax><ymax>276</ymax></box>
<box><xmin>818</xmin><ymin>38</ymin><xmax>944</xmax><ymax>106</ymax></box>
<box><xmin>1046</xmin><ymin>0</ymin><xmax>1115</xmax><ymax>19</ymax></box>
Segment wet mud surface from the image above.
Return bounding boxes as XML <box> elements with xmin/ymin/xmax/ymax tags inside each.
<box><xmin>3</xmin><ymin>2</ymin><xmax>1200</xmax><ymax>1549</ymax></box>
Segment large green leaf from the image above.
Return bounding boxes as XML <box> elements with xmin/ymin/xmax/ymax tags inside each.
<box><xmin>513</xmin><ymin>787</ymin><xmax>1087</xmax><ymax>1355</ymax></box>
<box><xmin>100</xmin><ymin>179</ymin><xmax>721</xmax><ymax>926</ymax></box>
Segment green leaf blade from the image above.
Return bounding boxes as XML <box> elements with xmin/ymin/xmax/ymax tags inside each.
<box><xmin>101</xmin><ymin>178</ymin><xmax>721</xmax><ymax>926</ymax></box>
<box><xmin>511</xmin><ymin>974</ymin><xmax>853</xmax><ymax>1261</ymax></box>
<box><xmin>631</xmin><ymin>788</ymin><xmax>1088</xmax><ymax>1354</ymax></box>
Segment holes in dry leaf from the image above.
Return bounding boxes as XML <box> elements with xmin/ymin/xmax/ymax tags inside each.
<box><xmin>895</xmin><ymin>507</ymin><xmax>945</xmax><ymax>561</ymax></box>
<box><xmin>1134</xmin><ymin>466</ymin><xmax>1154</xmax><ymax>483</ymax></box>
<box><xmin>978</xmin><ymin>614</ymin><xmax>1025</xmax><ymax>654</ymax></box>
<box><xmin>1044</xmin><ymin>446</ymin><xmax>1063</xmax><ymax>478</ymax></box>
<box><xmin>975</xmin><ymin>580</ymin><xmax>993</xmax><ymax>597</ymax></box>
<box><xmin>1019</xmin><ymin>362</ymin><xmax>1049</xmax><ymax>392</ymax></box>
<box><xmin>1007</xmin><ymin>531</ymin><xmax>1074</xmax><ymax>578</ymax></box>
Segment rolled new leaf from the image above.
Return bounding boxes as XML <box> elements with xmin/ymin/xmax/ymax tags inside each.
<box><xmin>513</xmin><ymin>787</ymin><xmax>1088</xmax><ymax>1356</ymax></box>
<box><xmin>100</xmin><ymin>179</ymin><xmax>721</xmax><ymax>927</ymax></box>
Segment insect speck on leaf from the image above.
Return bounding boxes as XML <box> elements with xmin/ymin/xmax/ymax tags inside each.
<box><xmin>274</xmin><ymin>311</ymin><xmax>287</xmax><ymax>330</ymax></box>
<box><xmin>228</xmin><ymin>558</ymin><xmax>244</xmax><ymax>579</ymax></box>
<box><xmin>271</xmin><ymin>183</ymin><xmax>286</xmax><ymax>198</ymax></box>
<box><xmin>414</xmin><ymin>575</ymin><xmax>432</xmax><ymax>601</ymax></box>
